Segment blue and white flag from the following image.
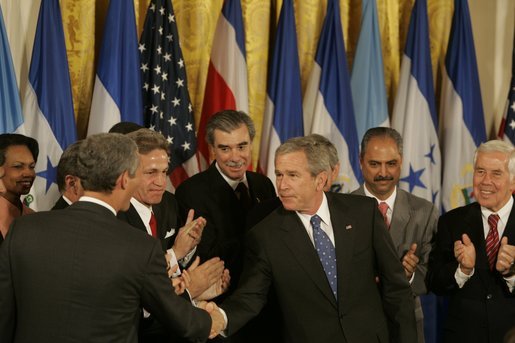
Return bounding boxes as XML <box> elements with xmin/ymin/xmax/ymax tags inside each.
<box><xmin>392</xmin><ymin>0</ymin><xmax>441</xmax><ymax>209</ymax></box>
<box><xmin>0</xmin><ymin>4</ymin><xmax>23</xmax><ymax>133</ymax></box>
<box><xmin>88</xmin><ymin>0</ymin><xmax>143</xmax><ymax>135</ymax></box>
<box><xmin>18</xmin><ymin>0</ymin><xmax>77</xmax><ymax>211</ymax></box>
<box><xmin>258</xmin><ymin>0</ymin><xmax>303</xmax><ymax>183</ymax></box>
<box><xmin>498</xmin><ymin>38</ymin><xmax>515</xmax><ymax>145</ymax></box>
<box><xmin>303</xmin><ymin>0</ymin><xmax>362</xmax><ymax>193</ymax></box>
<box><xmin>440</xmin><ymin>0</ymin><xmax>486</xmax><ymax>211</ymax></box>
<box><xmin>350</xmin><ymin>0</ymin><xmax>389</xmax><ymax>141</ymax></box>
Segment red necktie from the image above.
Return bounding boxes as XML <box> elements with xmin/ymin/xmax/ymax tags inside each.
<box><xmin>378</xmin><ymin>202</ymin><xmax>390</xmax><ymax>229</ymax></box>
<box><xmin>486</xmin><ymin>214</ymin><xmax>500</xmax><ymax>270</ymax></box>
<box><xmin>149</xmin><ymin>211</ymin><xmax>158</xmax><ymax>238</ymax></box>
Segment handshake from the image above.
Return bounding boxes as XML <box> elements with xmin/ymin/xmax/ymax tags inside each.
<box><xmin>198</xmin><ymin>301</ymin><xmax>227</xmax><ymax>339</ymax></box>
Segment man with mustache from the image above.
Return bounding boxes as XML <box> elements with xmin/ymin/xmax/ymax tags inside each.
<box><xmin>176</xmin><ymin>110</ymin><xmax>276</xmax><ymax>297</ymax></box>
<box><xmin>352</xmin><ymin>127</ymin><xmax>438</xmax><ymax>343</ymax></box>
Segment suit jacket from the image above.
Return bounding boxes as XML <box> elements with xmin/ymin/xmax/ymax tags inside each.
<box><xmin>117</xmin><ymin>191</ymin><xmax>180</xmax><ymax>252</ymax></box>
<box><xmin>221</xmin><ymin>192</ymin><xmax>417</xmax><ymax>343</ymax></box>
<box><xmin>175</xmin><ymin>162</ymin><xmax>276</xmax><ymax>286</ymax></box>
<box><xmin>427</xmin><ymin>201</ymin><xmax>515</xmax><ymax>343</ymax></box>
<box><xmin>353</xmin><ymin>186</ymin><xmax>438</xmax><ymax>343</ymax></box>
<box><xmin>51</xmin><ymin>196</ymin><xmax>70</xmax><ymax>210</ymax></box>
<box><xmin>0</xmin><ymin>201</ymin><xmax>211</xmax><ymax>343</ymax></box>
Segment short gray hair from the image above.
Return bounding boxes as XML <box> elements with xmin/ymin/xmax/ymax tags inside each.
<box><xmin>305</xmin><ymin>134</ymin><xmax>339</xmax><ymax>169</ymax></box>
<box><xmin>56</xmin><ymin>140</ymin><xmax>83</xmax><ymax>192</ymax></box>
<box><xmin>474</xmin><ymin>140</ymin><xmax>515</xmax><ymax>180</ymax></box>
<box><xmin>275</xmin><ymin>136</ymin><xmax>331</xmax><ymax>177</ymax></box>
<box><xmin>205</xmin><ymin>110</ymin><xmax>256</xmax><ymax>146</ymax></box>
<box><xmin>77</xmin><ymin>133</ymin><xmax>139</xmax><ymax>192</ymax></box>
<box><xmin>360</xmin><ymin>127</ymin><xmax>403</xmax><ymax>158</ymax></box>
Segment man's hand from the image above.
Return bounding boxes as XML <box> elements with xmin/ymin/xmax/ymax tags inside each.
<box><xmin>454</xmin><ymin>233</ymin><xmax>475</xmax><ymax>275</ymax></box>
<box><xmin>496</xmin><ymin>237</ymin><xmax>515</xmax><ymax>276</ymax></box>
<box><xmin>402</xmin><ymin>243</ymin><xmax>419</xmax><ymax>280</ymax></box>
<box><xmin>173</xmin><ymin>209</ymin><xmax>206</xmax><ymax>260</ymax></box>
<box><xmin>187</xmin><ymin>256</ymin><xmax>225</xmax><ymax>299</ymax></box>
<box><xmin>195</xmin><ymin>268</ymin><xmax>231</xmax><ymax>301</ymax></box>
<box><xmin>206</xmin><ymin>302</ymin><xmax>226</xmax><ymax>339</ymax></box>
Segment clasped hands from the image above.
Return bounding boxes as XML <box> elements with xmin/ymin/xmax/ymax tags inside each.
<box><xmin>197</xmin><ymin>301</ymin><xmax>226</xmax><ymax>339</ymax></box>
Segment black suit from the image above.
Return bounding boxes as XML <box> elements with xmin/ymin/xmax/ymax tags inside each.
<box><xmin>51</xmin><ymin>195</ymin><xmax>70</xmax><ymax>210</ymax></box>
<box><xmin>427</xmin><ymin>201</ymin><xmax>515</xmax><ymax>343</ymax></box>
<box><xmin>118</xmin><ymin>191</ymin><xmax>180</xmax><ymax>252</ymax></box>
<box><xmin>0</xmin><ymin>201</ymin><xmax>210</xmax><ymax>343</ymax></box>
<box><xmin>175</xmin><ymin>162</ymin><xmax>276</xmax><ymax>287</ymax></box>
<box><xmin>222</xmin><ymin>192</ymin><xmax>417</xmax><ymax>343</ymax></box>
<box><xmin>118</xmin><ymin>191</ymin><xmax>188</xmax><ymax>343</ymax></box>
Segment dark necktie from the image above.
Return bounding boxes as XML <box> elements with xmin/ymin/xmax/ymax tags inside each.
<box><xmin>310</xmin><ymin>215</ymin><xmax>337</xmax><ymax>298</ymax></box>
<box><xmin>149</xmin><ymin>211</ymin><xmax>158</xmax><ymax>238</ymax></box>
<box><xmin>236</xmin><ymin>182</ymin><xmax>252</xmax><ymax>210</ymax></box>
<box><xmin>378</xmin><ymin>201</ymin><xmax>390</xmax><ymax>229</ymax></box>
<box><xmin>486</xmin><ymin>214</ymin><xmax>500</xmax><ymax>270</ymax></box>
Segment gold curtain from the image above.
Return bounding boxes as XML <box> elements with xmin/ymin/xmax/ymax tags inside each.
<box><xmin>62</xmin><ymin>0</ymin><xmax>455</xmax><ymax>165</ymax></box>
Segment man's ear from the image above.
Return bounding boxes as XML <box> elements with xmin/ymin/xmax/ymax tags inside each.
<box><xmin>64</xmin><ymin>175</ymin><xmax>75</xmax><ymax>189</ymax></box>
<box><xmin>315</xmin><ymin>171</ymin><xmax>329</xmax><ymax>191</ymax></box>
<box><xmin>117</xmin><ymin>171</ymin><xmax>128</xmax><ymax>190</ymax></box>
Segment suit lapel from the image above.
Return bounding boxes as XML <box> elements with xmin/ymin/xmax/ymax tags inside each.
<box><xmin>390</xmin><ymin>190</ymin><xmax>410</xmax><ymax>252</ymax></box>
<box><xmin>279</xmin><ymin>209</ymin><xmax>338</xmax><ymax>308</ymax></box>
<box><xmin>124</xmin><ymin>204</ymin><xmax>147</xmax><ymax>233</ymax></box>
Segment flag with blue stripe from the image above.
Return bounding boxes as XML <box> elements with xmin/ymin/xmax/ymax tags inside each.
<box><xmin>88</xmin><ymin>0</ymin><xmax>143</xmax><ymax>135</ymax></box>
<box><xmin>441</xmin><ymin>0</ymin><xmax>486</xmax><ymax>211</ymax></box>
<box><xmin>18</xmin><ymin>0</ymin><xmax>77</xmax><ymax>211</ymax></box>
<box><xmin>303</xmin><ymin>0</ymin><xmax>362</xmax><ymax>193</ymax></box>
<box><xmin>258</xmin><ymin>0</ymin><xmax>303</xmax><ymax>182</ymax></box>
<box><xmin>392</xmin><ymin>0</ymin><xmax>441</xmax><ymax>209</ymax></box>
<box><xmin>350</xmin><ymin>0</ymin><xmax>390</xmax><ymax>141</ymax></box>
<box><xmin>0</xmin><ymin>4</ymin><xmax>23</xmax><ymax>133</ymax></box>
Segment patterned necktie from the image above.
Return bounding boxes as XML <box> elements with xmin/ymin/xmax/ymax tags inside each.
<box><xmin>236</xmin><ymin>182</ymin><xmax>252</xmax><ymax>210</ymax></box>
<box><xmin>378</xmin><ymin>202</ymin><xmax>390</xmax><ymax>229</ymax></box>
<box><xmin>486</xmin><ymin>214</ymin><xmax>500</xmax><ymax>271</ymax></box>
<box><xmin>149</xmin><ymin>211</ymin><xmax>158</xmax><ymax>238</ymax></box>
<box><xmin>310</xmin><ymin>215</ymin><xmax>337</xmax><ymax>298</ymax></box>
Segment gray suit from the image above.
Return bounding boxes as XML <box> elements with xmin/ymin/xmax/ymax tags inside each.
<box><xmin>353</xmin><ymin>186</ymin><xmax>438</xmax><ymax>343</ymax></box>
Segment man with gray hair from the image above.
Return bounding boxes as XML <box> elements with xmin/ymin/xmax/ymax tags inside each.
<box><xmin>215</xmin><ymin>135</ymin><xmax>417</xmax><ymax>342</ymax></box>
<box><xmin>0</xmin><ymin>133</ymin><xmax>221</xmax><ymax>342</ymax></box>
<box><xmin>353</xmin><ymin>127</ymin><xmax>438</xmax><ymax>343</ymax></box>
<box><xmin>52</xmin><ymin>140</ymin><xmax>84</xmax><ymax>210</ymax></box>
<box><xmin>428</xmin><ymin>139</ymin><xmax>515</xmax><ymax>343</ymax></box>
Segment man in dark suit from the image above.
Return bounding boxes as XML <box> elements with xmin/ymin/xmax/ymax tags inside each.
<box><xmin>52</xmin><ymin>140</ymin><xmax>84</xmax><ymax>210</ymax></box>
<box><xmin>175</xmin><ymin>110</ymin><xmax>276</xmax><ymax>289</ymax></box>
<box><xmin>214</xmin><ymin>136</ymin><xmax>417</xmax><ymax>343</ymax></box>
<box><xmin>0</xmin><ymin>133</ymin><xmax>221</xmax><ymax>342</ymax></box>
<box><xmin>117</xmin><ymin>129</ymin><xmax>228</xmax><ymax>342</ymax></box>
<box><xmin>428</xmin><ymin>140</ymin><xmax>515</xmax><ymax>343</ymax></box>
<box><xmin>353</xmin><ymin>127</ymin><xmax>438</xmax><ymax>343</ymax></box>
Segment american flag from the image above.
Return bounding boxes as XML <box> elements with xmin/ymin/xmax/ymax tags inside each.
<box><xmin>139</xmin><ymin>0</ymin><xmax>198</xmax><ymax>187</ymax></box>
<box><xmin>498</xmin><ymin>40</ymin><xmax>515</xmax><ymax>145</ymax></box>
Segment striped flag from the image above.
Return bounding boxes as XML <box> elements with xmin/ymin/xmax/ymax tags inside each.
<box><xmin>87</xmin><ymin>0</ymin><xmax>143</xmax><ymax>135</ymax></box>
<box><xmin>17</xmin><ymin>0</ymin><xmax>77</xmax><ymax>211</ymax></box>
<box><xmin>303</xmin><ymin>0</ymin><xmax>362</xmax><ymax>193</ymax></box>
<box><xmin>498</xmin><ymin>38</ymin><xmax>515</xmax><ymax>145</ymax></box>
<box><xmin>257</xmin><ymin>0</ymin><xmax>303</xmax><ymax>183</ymax></box>
<box><xmin>440</xmin><ymin>0</ymin><xmax>486</xmax><ymax>211</ymax></box>
<box><xmin>0</xmin><ymin>3</ymin><xmax>23</xmax><ymax>133</ymax></box>
<box><xmin>139</xmin><ymin>0</ymin><xmax>198</xmax><ymax>189</ymax></box>
<box><xmin>197</xmin><ymin>0</ymin><xmax>248</xmax><ymax>170</ymax></box>
<box><xmin>392</xmin><ymin>0</ymin><xmax>441</xmax><ymax>209</ymax></box>
<box><xmin>350</xmin><ymin>0</ymin><xmax>390</xmax><ymax>141</ymax></box>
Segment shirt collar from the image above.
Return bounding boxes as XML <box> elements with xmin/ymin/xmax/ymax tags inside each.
<box><xmin>480</xmin><ymin>196</ymin><xmax>514</xmax><ymax>226</ymax></box>
<box><xmin>363</xmin><ymin>184</ymin><xmax>397</xmax><ymax>211</ymax></box>
<box><xmin>296</xmin><ymin>193</ymin><xmax>332</xmax><ymax>227</ymax></box>
<box><xmin>79</xmin><ymin>196</ymin><xmax>117</xmax><ymax>216</ymax></box>
<box><xmin>215</xmin><ymin>161</ymin><xmax>248</xmax><ymax>190</ymax></box>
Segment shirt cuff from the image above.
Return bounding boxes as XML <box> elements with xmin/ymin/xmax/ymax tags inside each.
<box><xmin>454</xmin><ymin>266</ymin><xmax>474</xmax><ymax>288</ymax></box>
<box><xmin>503</xmin><ymin>273</ymin><xmax>515</xmax><ymax>293</ymax></box>
<box><xmin>218</xmin><ymin>307</ymin><xmax>229</xmax><ymax>337</ymax></box>
<box><xmin>166</xmin><ymin>249</ymin><xmax>181</xmax><ymax>277</ymax></box>
<box><xmin>408</xmin><ymin>271</ymin><xmax>415</xmax><ymax>285</ymax></box>
<box><xmin>179</xmin><ymin>246</ymin><xmax>197</xmax><ymax>268</ymax></box>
